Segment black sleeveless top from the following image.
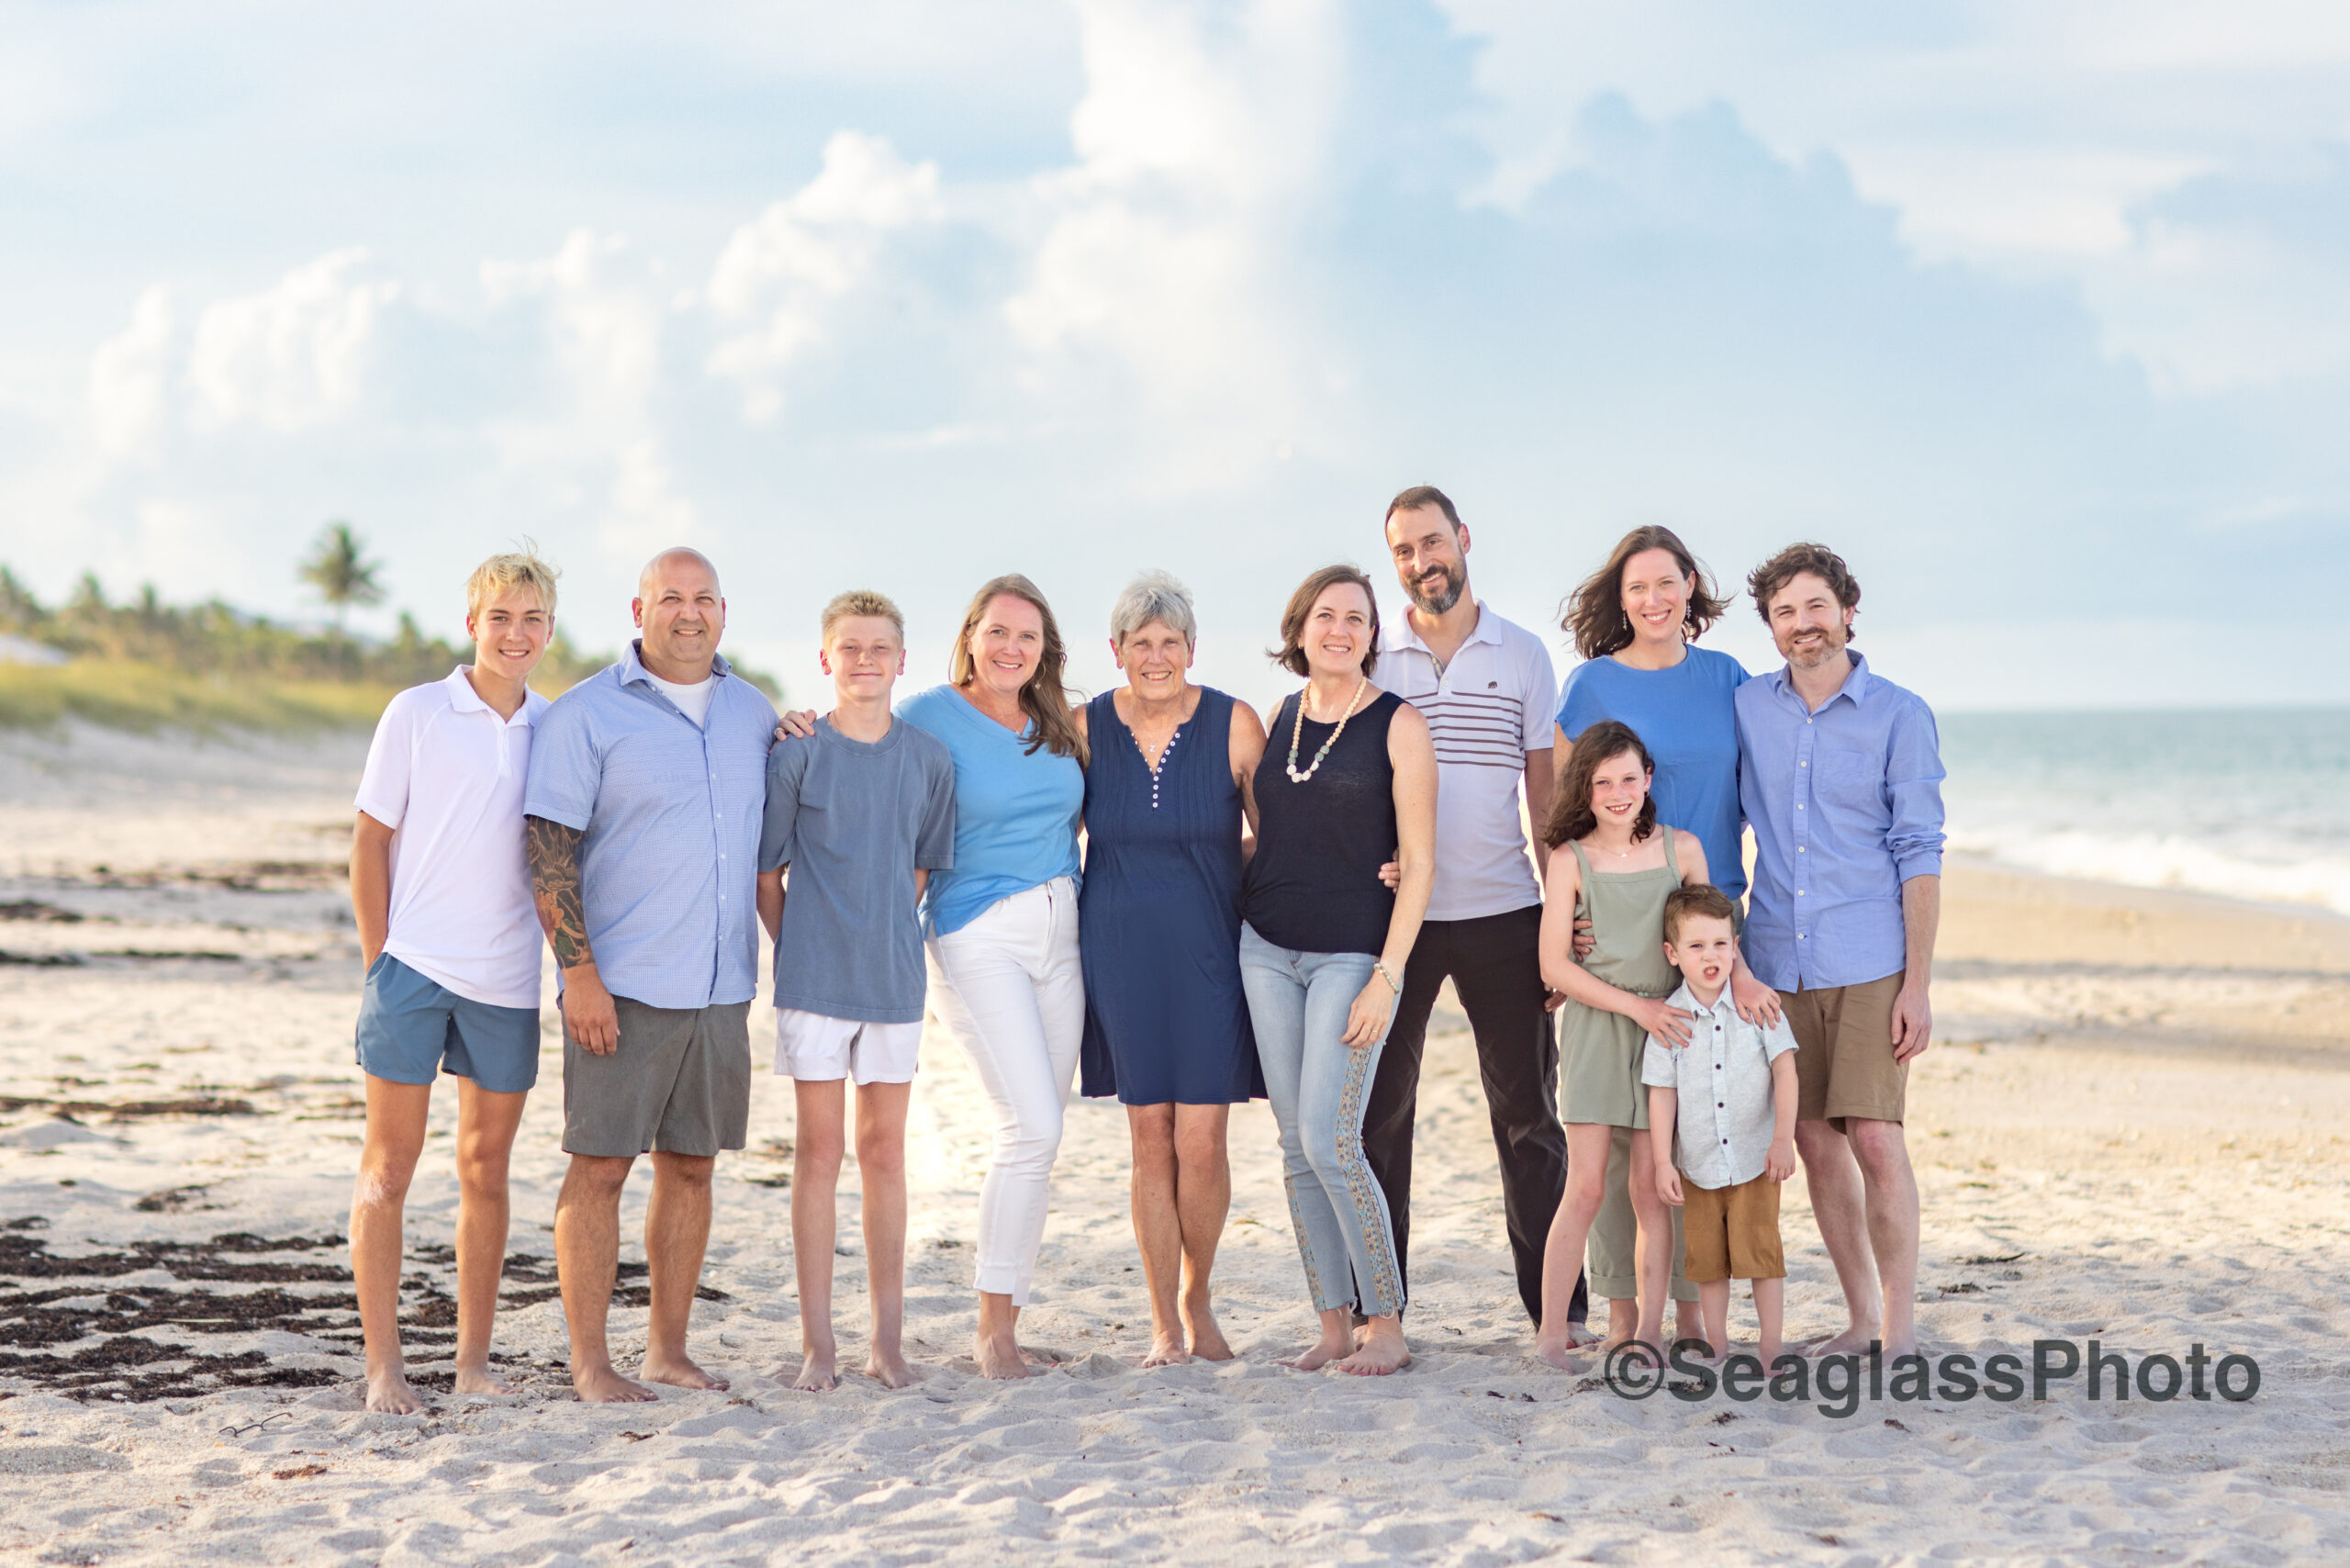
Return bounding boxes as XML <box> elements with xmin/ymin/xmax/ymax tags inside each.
<box><xmin>1241</xmin><ymin>689</ymin><xmax>1403</xmax><ymax>957</ymax></box>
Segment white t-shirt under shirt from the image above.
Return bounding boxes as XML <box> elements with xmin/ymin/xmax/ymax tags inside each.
<box><xmin>1371</xmin><ymin>601</ymin><xmax>1560</xmax><ymax>923</ymax></box>
<box><xmin>646</xmin><ymin>670</ymin><xmax>716</xmax><ymax>727</ymax></box>
<box><xmin>355</xmin><ymin>667</ymin><xmax>552</xmax><ymax>1009</ymax></box>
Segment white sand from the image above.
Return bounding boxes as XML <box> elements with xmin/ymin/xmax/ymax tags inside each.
<box><xmin>2</xmin><ymin>724</ymin><xmax>2346</xmax><ymax>1565</ymax></box>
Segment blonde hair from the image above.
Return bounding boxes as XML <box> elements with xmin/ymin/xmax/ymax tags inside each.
<box><xmin>821</xmin><ymin>588</ymin><xmax>905</xmax><ymax>642</ymax></box>
<box><xmin>947</xmin><ymin>574</ymin><xmax>1086</xmax><ymax>764</ymax></box>
<box><xmin>466</xmin><ymin>543</ymin><xmax>560</xmax><ymax>622</ymax></box>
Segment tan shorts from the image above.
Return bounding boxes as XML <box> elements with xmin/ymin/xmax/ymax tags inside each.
<box><xmin>1682</xmin><ymin>1172</ymin><xmax>1784</xmax><ymax>1282</ymax></box>
<box><xmin>1784</xmin><ymin>973</ymin><xmax>1906</xmax><ymax>1130</ymax></box>
<box><xmin>563</xmin><ymin>997</ymin><xmax>752</xmax><ymax>1159</ymax></box>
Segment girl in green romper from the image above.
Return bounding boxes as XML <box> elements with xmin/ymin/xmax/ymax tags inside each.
<box><xmin>1529</xmin><ymin>721</ymin><xmax>1726</xmax><ymax>1366</ymax></box>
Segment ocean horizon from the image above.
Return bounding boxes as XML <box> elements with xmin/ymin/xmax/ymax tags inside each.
<box><xmin>1940</xmin><ymin>704</ymin><xmax>2350</xmax><ymax>920</ymax></box>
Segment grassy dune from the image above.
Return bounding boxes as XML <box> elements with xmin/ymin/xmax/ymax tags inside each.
<box><xmin>0</xmin><ymin>660</ymin><xmax>400</xmax><ymax>734</ymax></box>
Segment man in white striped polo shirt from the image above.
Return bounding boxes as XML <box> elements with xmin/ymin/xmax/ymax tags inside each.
<box><xmin>1366</xmin><ymin>485</ymin><xmax>1586</xmax><ymax>1338</ymax></box>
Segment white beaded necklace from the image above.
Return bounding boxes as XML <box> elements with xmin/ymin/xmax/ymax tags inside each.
<box><xmin>1284</xmin><ymin>676</ymin><xmax>1368</xmax><ymax>783</ymax></box>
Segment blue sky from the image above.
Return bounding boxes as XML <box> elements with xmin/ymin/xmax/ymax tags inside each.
<box><xmin>3</xmin><ymin>0</ymin><xmax>2346</xmax><ymax>709</ymax></box>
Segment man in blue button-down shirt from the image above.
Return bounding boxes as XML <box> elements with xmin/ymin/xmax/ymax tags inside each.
<box><xmin>524</xmin><ymin>548</ymin><xmax>778</xmax><ymax>1403</ymax></box>
<box><xmin>1736</xmin><ymin>543</ymin><xmax>1944</xmax><ymax>1361</ymax></box>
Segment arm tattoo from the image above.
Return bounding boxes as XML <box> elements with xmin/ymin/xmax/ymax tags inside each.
<box><xmin>525</xmin><ymin>815</ymin><xmax>593</xmax><ymax>970</ymax></box>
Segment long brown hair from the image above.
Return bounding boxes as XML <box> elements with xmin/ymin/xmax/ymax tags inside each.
<box><xmin>1540</xmin><ymin>719</ymin><xmax>1656</xmax><ymax>848</ymax></box>
<box><xmin>1561</xmin><ymin>525</ymin><xmax>1727</xmax><ymax>659</ymax></box>
<box><xmin>1270</xmin><ymin>564</ymin><xmax>1381</xmax><ymax>678</ymax></box>
<box><xmin>948</xmin><ymin>574</ymin><xmax>1087</xmax><ymax>764</ymax></box>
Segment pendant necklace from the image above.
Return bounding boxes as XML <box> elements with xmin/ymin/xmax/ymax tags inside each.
<box><xmin>1285</xmin><ymin>676</ymin><xmax>1368</xmax><ymax>783</ymax></box>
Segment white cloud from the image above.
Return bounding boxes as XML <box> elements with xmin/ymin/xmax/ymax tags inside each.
<box><xmin>1002</xmin><ymin>0</ymin><xmax>1346</xmax><ymax>488</ymax></box>
<box><xmin>481</xmin><ymin>230</ymin><xmax>702</xmax><ymax>563</ymax></box>
<box><xmin>705</xmin><ymin>131</ymin><xmax>946</xmax><ymax>422</ymax></box>
<box><xmin>185</xmin><ymin>249</ymin><xmax>396</xmax><ymax>431</ymax></box>
<box><xmin>86</xmin><ymin>286</ymin><xmax>175</xmax><ymax>460</ymax></box>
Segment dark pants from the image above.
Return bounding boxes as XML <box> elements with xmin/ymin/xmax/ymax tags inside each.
<box><xmin>1360</xmin><ymin>904</ymin><xmax>1585</xmax><ymax>1329</ymax></box>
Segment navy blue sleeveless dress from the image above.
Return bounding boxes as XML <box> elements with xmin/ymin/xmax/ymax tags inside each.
<box><xmin>1079</xmin><ymin>687</ymin><xmax>1262</xmax><ymax>1104</ymax></box>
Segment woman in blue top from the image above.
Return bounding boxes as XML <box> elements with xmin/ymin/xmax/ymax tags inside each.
<box><xmin>1552</xmin><ymin>525</ymin><xmax>1783</xmax><ymax>1349</ymax></box>
<box><xmin>1075</xmin><ymin>570</ymin><xmax>1269</xmax><ymax>1368</ymax></box>
<box><xmin>897</xmin><ymin>574</ymin><xmax>1087</xmax><ymax>1381</ymax></box>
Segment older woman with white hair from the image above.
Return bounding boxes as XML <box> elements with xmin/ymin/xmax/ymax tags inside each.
<box><xmin>1074</xmin><ymin>569</ymin><xmax>1269</xmax><ymax>1366</ymax></box>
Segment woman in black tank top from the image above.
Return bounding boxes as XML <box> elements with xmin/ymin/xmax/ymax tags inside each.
<box><xmin>1237</xmin><ymin>566</ymin><xmax>1438</xmax><ymax>1378</ymax></box>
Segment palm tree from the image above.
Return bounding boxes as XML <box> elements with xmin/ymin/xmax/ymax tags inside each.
<box><xmin>298</xmin><ymin>521</ymin><xmax>385</xmax><ymax>637</ymax></box>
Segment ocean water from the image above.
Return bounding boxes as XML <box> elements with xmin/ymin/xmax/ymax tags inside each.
<box><xmin>1940</xmin><ymin>707</ymin><xmax>2350</xmax><ymax>916</ymax></box>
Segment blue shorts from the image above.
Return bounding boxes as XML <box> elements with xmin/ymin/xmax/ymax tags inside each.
<box><xmin>354</xmin><ymin>953</ymin><xmax>541</xmax><ymax>1094</ymax></box>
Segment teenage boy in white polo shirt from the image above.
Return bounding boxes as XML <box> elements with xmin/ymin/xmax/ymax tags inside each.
<box><xmin>348</xmin><ymin>549</ymin><xmax>558</xmax><ymax>1414</ymax></box>
<box><xmin>1365</xmin><ymin>486</ymin><xmax>1582</xmax><ymax>1338</ymax></box>
<box><xmin>755</xmin><ymin>590</ymin><xmax>956</xmax><ymax>1392</ymax></box>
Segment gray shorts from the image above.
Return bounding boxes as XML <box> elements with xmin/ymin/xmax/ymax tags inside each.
<box><xmin>562</xmin><ymin>996</ymin><xmax>753</xmax><ymax>1158</ymax></box>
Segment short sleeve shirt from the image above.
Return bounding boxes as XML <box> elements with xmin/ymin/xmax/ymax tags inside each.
<box><xmin>1557</xmin><ymin>646</ymin><xmax>1751</xmax><ymax>902</ymax></box>
<box><xmin>1371</xmin><ymin>602</ymin><xmax>1559</xmax><ymax>922</ymax></box>
<box><xmin>1640</xmin><ymin>982</ymin><xmax>1797</xmax><ymax>1189</ymax></box>
<box><xmin>896</xmin><ymin>685</ymin><xmax>1084</xmax><ymax>937</ymax></box>
<box><xmin>355</xmin><ymin>667</ymin><xmax>550</xmax><ymax>1009</ymax></box>
<box><xmin>522</xmin><ymin>643</ymin><xmax>778</xmax><ymax>1011</ymax></box>
<box><xmin>758</xmin><ymin>717</ymin><xmax>957</xmax><ymax>1024</ymax></box>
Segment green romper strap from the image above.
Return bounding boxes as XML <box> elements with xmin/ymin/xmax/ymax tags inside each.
<box><xmin>1660</xmin><ymin>823</ymin><xmax>1679</xmax><ymax>879</ymax></box>
<box><xmin>1569</xmin><ymin>838</ymin><xmax>1593</xmax><ymax>881</ymax></box>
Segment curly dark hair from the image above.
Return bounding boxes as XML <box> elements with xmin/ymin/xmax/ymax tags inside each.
<box><xmin>1561</xmin><ymin>526</ymin><xmax>1728</xmax><ymax>659</ymax></box>
<box><xmin>1747</xmin><ymin>542</ymin><xmax>1860</xmax><ymax>642</ymax></box>
<box><xmin>1540</xmin><ymin>719</ymin><xmax>1656</xmax><ymax>849</ymax></box>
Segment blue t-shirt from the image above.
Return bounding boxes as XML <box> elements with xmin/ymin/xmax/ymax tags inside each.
<box><xmin>1555</xmin><ymin>645</ymin><xmax>1751</xmax><ymax>902</ymax></box>
<box><xmin>758</xmin><ymin>717</ymin><xmax>958</xmax><ymax>1024</ymax></box>
<box><xmin>897</xmin><ymin>685</ymin><xmax>1085</xmax><ymax>937</ymax></box>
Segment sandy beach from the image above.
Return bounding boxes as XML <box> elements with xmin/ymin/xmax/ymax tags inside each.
<box><xmin>2</xmin><ymin>719</ymin><xmax>2346</xmax><ymax>1565</ymax></box>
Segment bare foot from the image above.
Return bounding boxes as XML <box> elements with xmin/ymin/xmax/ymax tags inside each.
<box><xmin>975</xmin><ymin>1330</ymin><xmax>1039</xmax><ymax>1380</ymax></box>
<box><xmin>1561</xmin><ymin>1319</ymin><xmax>1601</xmax><ymax>1350</ymax></box>
<box><xmin>639</xmin><ymin>1352</ymin><xmax>728</xmax><ymax>1392</ymax></box>
<box><xmin>1140</xmin><ymin>1331</ymin><xmax>1191</xmax><ymax>1368</ymax></box>
<box><xmin>1530</xmin><ymin>1334</ymin><xmax>1581</xmax><ymax>1372</ymax></box>
<box><xmin>1281</xmin><ymin>1328</ymin><xmax>1354</xmax><ymax>1372</ymax></box>
<box><xmin>1182</xmin><ymin>1300</ymin><xmax>1234</xmax><ymax>1362</ymax></box>
<box><xmin>1336</xmin><ymin>1326</ymin><xmax>1411</xmax><ymax>1377</ymax></box>
<box><xmin>864</xmin><ymin>1346</ymin><xmax>918</xmax><ymax>1389</ymax></box>
<box><xmin>574</xmin><ymin>1363</ymin><xmax>658</xmax><ymax>1404</ymax></box>
<box><xmin>364</xmin><ymin>1367</ymin><xmax>423</xmax><ymax>1414</ymax></box>
<box><xmin>1809</xmin><ymin>1326</ymin><xmax>1883</xmax><ymax>1355</ymax></box>
<box><xmin>451</xmin><ymin>1363</ymin><xmax>519</xmax><ymax>1397</ymax></box>
<box><xmin>791</xmin><ymin>1346</ymin><xmax>838</xmax><ymax>1392</ymax></box>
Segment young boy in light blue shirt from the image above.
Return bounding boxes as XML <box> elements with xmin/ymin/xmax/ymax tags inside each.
<box><xmin>1644</xmin><ymin>884</ymin><xmax>1799</xmax><ymax>1365</ymax></box>
<box><xmin>755</xmin><ymin>590</ymin><xmax>956</xmax><ymax>1392</ymax></box>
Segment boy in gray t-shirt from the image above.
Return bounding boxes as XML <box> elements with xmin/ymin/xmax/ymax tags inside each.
<box><xmin>755</xmin><ymin>590</ymin><xmax>955</xmax><ymax>1393</ymax></box>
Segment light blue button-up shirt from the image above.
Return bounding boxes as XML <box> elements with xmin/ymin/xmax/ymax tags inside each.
<box><xmin>1735</xmin><ymin>654</ymin><xmax>1945</xmax><ymax>992</ymax></box>
<box><xmin>1641</xmin><ymin>981</ymin><xmax>1798</xmax><ymax>1190</ymax></box>
<box><xmin>523</xmin><ymin>642</ymin><xmax>778</xmax><ymax>1011</ymax></box>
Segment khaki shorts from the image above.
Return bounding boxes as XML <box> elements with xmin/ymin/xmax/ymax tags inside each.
<box><xmin>563</xmin><ymin>996</ymin><xmax>752</xmax><ymax>1158</ymax></box>
<box><xmin>1682</xmin><ymin>1172</ymin><xmax>1784</xmax><ymax>1282</ymax></box>
<box><xmin>1784</xmin><ymin>973</ymin><xmax>1906</xmax><ymax>1130</ymax></box>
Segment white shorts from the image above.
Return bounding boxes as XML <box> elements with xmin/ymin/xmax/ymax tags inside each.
<box><xmin>774</xmin><ymin>1009</ymin><xmax>922</xmax><ymax>1086</ymax></box>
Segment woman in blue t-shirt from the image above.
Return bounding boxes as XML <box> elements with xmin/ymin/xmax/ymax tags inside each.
<box><xmin>1552</xmin><ymin>525</ymin><xmax>1783</xmax><ymax>1351</ymax></box>
<box><xmin>896</xmin><ymin>574</ymin><xmax>1088</xmax><ymax>1383</ymax></box>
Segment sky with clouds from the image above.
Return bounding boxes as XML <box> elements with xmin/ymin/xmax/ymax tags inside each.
<box><xmin>3</xmin><ymin>0</ymin><xmax>2345</xmax><ymax>710</ymax></box>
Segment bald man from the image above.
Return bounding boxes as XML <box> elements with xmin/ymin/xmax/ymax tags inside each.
<box><xmin>523</xmin><ymin>548</ymin><xmax>778</xmax><ymax>1402</ymax></box>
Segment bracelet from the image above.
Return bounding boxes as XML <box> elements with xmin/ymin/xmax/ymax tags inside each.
<box><xmin>1373</xmin><ymin>960</ymin><xmax>1401</xmax><ymax>995</ymax></box>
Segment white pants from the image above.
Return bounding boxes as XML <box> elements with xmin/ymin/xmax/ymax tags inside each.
<box><xmin>924</xmin><ymin>878</ymin><xmax>1084</xmax><ymax>1305</ymax></box>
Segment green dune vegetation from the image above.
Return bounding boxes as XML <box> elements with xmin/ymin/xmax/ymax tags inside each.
<box><xmin>0</xmin><ymin>527</ymin><xmax>770</xmax><ymax>734</ymax></box>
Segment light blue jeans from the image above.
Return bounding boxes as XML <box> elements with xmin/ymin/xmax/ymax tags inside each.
<box><xmin>1238</xmin><ymin>923</ymin><xmax>1405</xmax><ymax>1318</ymax></box>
